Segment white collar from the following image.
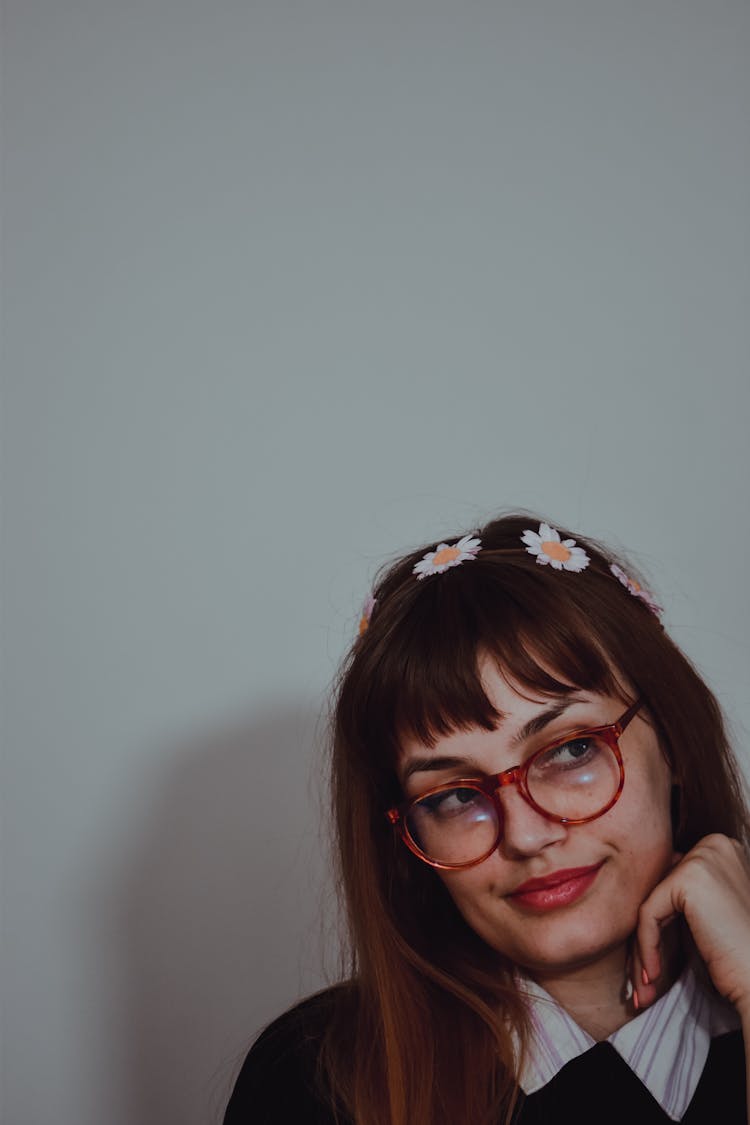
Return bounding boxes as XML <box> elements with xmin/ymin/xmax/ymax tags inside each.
<box><xmin>515</xmin><ymin>965</ymin><xmax>739</xmax><ymax>1120</ymax></box>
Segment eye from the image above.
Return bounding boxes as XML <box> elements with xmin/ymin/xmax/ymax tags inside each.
<box><xmin>416</xmin><ymin>786</ymin><xmax>483</xmax><ymax>819</ymax></box>
<box><xmin>534</xmin><ymin>736</ymin><xmax>603</xmax><ymax>772</ymax></box>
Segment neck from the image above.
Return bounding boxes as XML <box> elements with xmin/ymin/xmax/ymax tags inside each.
<box><xmin>527</xmin><ymin>931</ymin><xmax>683</xmax><ymax>1041</ymax></box>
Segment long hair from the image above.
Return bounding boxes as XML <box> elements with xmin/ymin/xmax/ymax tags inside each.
<box><xmin>319</xmin><ymin>513</ymin><xmax>749</xmax><ymax>1125</ymax></box>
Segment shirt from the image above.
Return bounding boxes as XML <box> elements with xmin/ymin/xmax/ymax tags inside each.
<box><xmin>516</xmin><ymin>965</ymin><xmax>740</xmax><ymax>1120</ymax></box>
<box><xmin>223</xmin><ymin>981</ymin><xmax>745</xmax><ymax>1124</ymax></box>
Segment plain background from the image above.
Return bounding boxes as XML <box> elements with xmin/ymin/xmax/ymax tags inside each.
<box><xmin>2</xmin><ymin>2</ymin><xmax>749</xmax><ymax>1123</ymax></box>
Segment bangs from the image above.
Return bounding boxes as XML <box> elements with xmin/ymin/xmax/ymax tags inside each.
<box><xmin>355</xmin><ymin>561</ymin><xmax>622</xmax><ymax>757</ymax></box>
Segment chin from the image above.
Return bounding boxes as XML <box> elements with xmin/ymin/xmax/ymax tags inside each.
<box><xmin>514</xmin><ymin>931</ymin><xmax>627</xmax><ymax>976</ymax></box>
<box><xmin>482</xmin><ymin>907</ymin><xmax>635</xmax><ymax>974</ymax></box>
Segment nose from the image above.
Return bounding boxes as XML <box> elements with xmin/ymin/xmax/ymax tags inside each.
<box><xmin>496</xmin><ymin>785</ymin><xmax>568</xmax><ymax>859</ymax></box>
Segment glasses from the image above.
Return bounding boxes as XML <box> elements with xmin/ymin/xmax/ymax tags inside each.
<box><xmin>386</xmin><ymin>699</ymin><xmax>643</xmax><ymax>870</ymax></box>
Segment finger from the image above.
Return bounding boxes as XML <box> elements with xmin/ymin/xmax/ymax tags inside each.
<box><xmin>632</xmin><ymin>855</ymin><xmax>687</xmax><ymax>1008</ymax></box>
<box><xmin>635</xmin><ymin>878</ymin><xmax>683</xmax><ymax>987</ymax></box>
<box><xmin>631</xmin><ymin>941</ymin><xmax>659</xmax><ymax>1010</ymax></box>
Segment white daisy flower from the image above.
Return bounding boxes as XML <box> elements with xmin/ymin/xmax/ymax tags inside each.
<box><xmin>610</xmin><ymin>564</ymin><xmax>663</xmax><ymax>617</ymax></box>
<box><xmin>520</xmin><ymin>522</ymin><xmax>590</xmax><ymax>572</ymax></box>
<box><xmin>413</xmin><ymin>535</ymin><xmax>482</xmax><ymax>580</ymax></box>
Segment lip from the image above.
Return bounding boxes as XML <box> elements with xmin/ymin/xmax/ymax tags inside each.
<box><xmin>508</xmin><ymin>861</ymin><xmax>605</xmax><ymax>911</ymax></box>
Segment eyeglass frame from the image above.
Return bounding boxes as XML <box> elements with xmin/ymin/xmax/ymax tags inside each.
<box><xmin>386</xmin><ymin>698</ymin><xmax>644</xmax><ymax>870</ymax></box>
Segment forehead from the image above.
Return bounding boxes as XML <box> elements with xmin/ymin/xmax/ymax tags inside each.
<box><xmin>366</xmin><ymin>589</ymin><xmax>627</xmax><ymax>760</ymax></box>
<box><xmin>476</xmin><ymin>654</ymin><xmax>559</xmax><ymax>711</ymax></box>
<box><xmin>397</xmin><ymin>669</ymin><xmax>624</xmax><ymax>773</ymax></box>
<box><xmin>473</xmin><ymin>654</ymin><xmax>629</xmax><ymax>729</ymax></box>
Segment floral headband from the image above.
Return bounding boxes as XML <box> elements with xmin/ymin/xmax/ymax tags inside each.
<box><xmin>358</xmin><ymin>521</ymin><xmax>662</xmax><ymax>634</ymax></box>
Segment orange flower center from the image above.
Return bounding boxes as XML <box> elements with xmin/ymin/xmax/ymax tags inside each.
<box><xmin>432</xmin><ymin>546</ymin><xmax>461</xmax><ymax>567</ymax></box>
<box><xmin>541</xmin><ymin>540</ymin><xmax>571</xmax><ymax>562</ymax></box>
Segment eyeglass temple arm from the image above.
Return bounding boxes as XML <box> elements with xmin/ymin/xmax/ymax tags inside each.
<box><xmin>616</xmin><ymin>697</ymin><xmax>645</xmax><ymax>734</ymax></box>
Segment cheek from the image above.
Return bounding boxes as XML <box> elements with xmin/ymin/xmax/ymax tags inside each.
<box><xmin>608</xmin><ymin>754</ymin><xmax>675</xmax><ymax>857</ymax></box>
<box><xmin>573</xmin><ymin>754</ymin><xmax>675</xmax><ymax>904</ymax></box>
<box><xmin>436</xmin><ymin>868</ymin><xmax>500</xmax><ymax>930</ymax></box>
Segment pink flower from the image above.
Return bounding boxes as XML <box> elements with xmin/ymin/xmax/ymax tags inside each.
<box><xmin>610</xmin><ymin>564</ymin><xmax>663</xmax><ymax>617</ymax></box>
<box><xmin>358</xmin><ymin>593</ymin><xmax>377</xmax><ymax>635</ymax></box>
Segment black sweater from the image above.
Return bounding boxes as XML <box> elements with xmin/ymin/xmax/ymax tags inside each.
<box><xmin>223</xmin><ymin>988</ymin><xmax>746</xmax><ymax>1124</ymax></box>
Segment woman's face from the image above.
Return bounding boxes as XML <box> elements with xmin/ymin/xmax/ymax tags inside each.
<box><xmin>397</xmin><ymin>657</ymin><xmax>675</xmax><ymax>978</ymax></box>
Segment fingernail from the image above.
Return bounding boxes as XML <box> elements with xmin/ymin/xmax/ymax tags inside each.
<box><xmin>633</xmin><ymin>990</ymin><xmax>640</xmax><ymax>1011</ymax></box>
<box><xmin>624</xmin><ymin>977</ymin><xmax>634</xmax><ymax>1001</ymax></box>
<box><xmin>642</xmin><ymin>968</ymin><xmax>650</xmax><ymax>986</ymax></box>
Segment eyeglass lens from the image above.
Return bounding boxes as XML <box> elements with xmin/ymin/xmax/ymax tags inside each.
<box><xmin>405</xmin><ymin>734</ymin><xmax>621</xmax><ymax>866</ymax></box>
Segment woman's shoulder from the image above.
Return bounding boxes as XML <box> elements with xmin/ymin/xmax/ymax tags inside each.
<box><xmin>223</xmin><ymin>983</ymin><xmax>355</xmax><ymax>1125</ymax></box>
<box><xmin>243</xmin><ymin>982</ymin><xmax>352</xmax><ymax>1065</ymax></box>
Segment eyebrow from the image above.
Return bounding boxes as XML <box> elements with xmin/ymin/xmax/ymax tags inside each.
<box><xmin>510</xmin><ymin>697</ymin><xmax>582</xmax><ymax>747</ymax></box>
<box><xmin>400</xmin><ymin>696</ymin><xmax>584</xmax><ymax>783</ymax></box>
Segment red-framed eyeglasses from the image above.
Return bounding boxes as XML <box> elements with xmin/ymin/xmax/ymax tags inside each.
<box><xmin>386</xmin><ymin>698</ymin><xmax>644</xmax><ymax>870</ymax></box>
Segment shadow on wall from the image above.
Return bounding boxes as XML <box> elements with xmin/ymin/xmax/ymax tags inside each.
<box><xmin>105</xmin><ymin>702</ymin><xmax>338</xmax><ymax>1125</ymax></box>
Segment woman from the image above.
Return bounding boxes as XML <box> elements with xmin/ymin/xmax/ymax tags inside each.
<box><xmin>223</xmin><ymin>513</ymin><xmax>750</xmax><ymax>1124</ymax></box>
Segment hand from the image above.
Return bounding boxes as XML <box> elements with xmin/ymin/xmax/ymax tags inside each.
<box><xmin>632</xmin><ymin>834</ymin><xmax>750</xmax><ymax>1016</ymax></box>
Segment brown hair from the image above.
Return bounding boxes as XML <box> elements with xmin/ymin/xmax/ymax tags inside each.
<box><xmin>319</xmin><ymin>512</ymin><xmax>749</xmax><ymax>1125</ymax></box>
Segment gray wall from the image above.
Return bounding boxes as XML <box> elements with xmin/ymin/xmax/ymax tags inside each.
<box><xmin>3</xmin><ymin>2</ymin><xmax>749</xmax><ymax>1123</ymax></box>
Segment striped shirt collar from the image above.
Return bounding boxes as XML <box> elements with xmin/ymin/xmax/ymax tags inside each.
<box><xmin>516</xmin><ymin>965</ymin><xmax>739</xmax><ymax>1120</ymax></box>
